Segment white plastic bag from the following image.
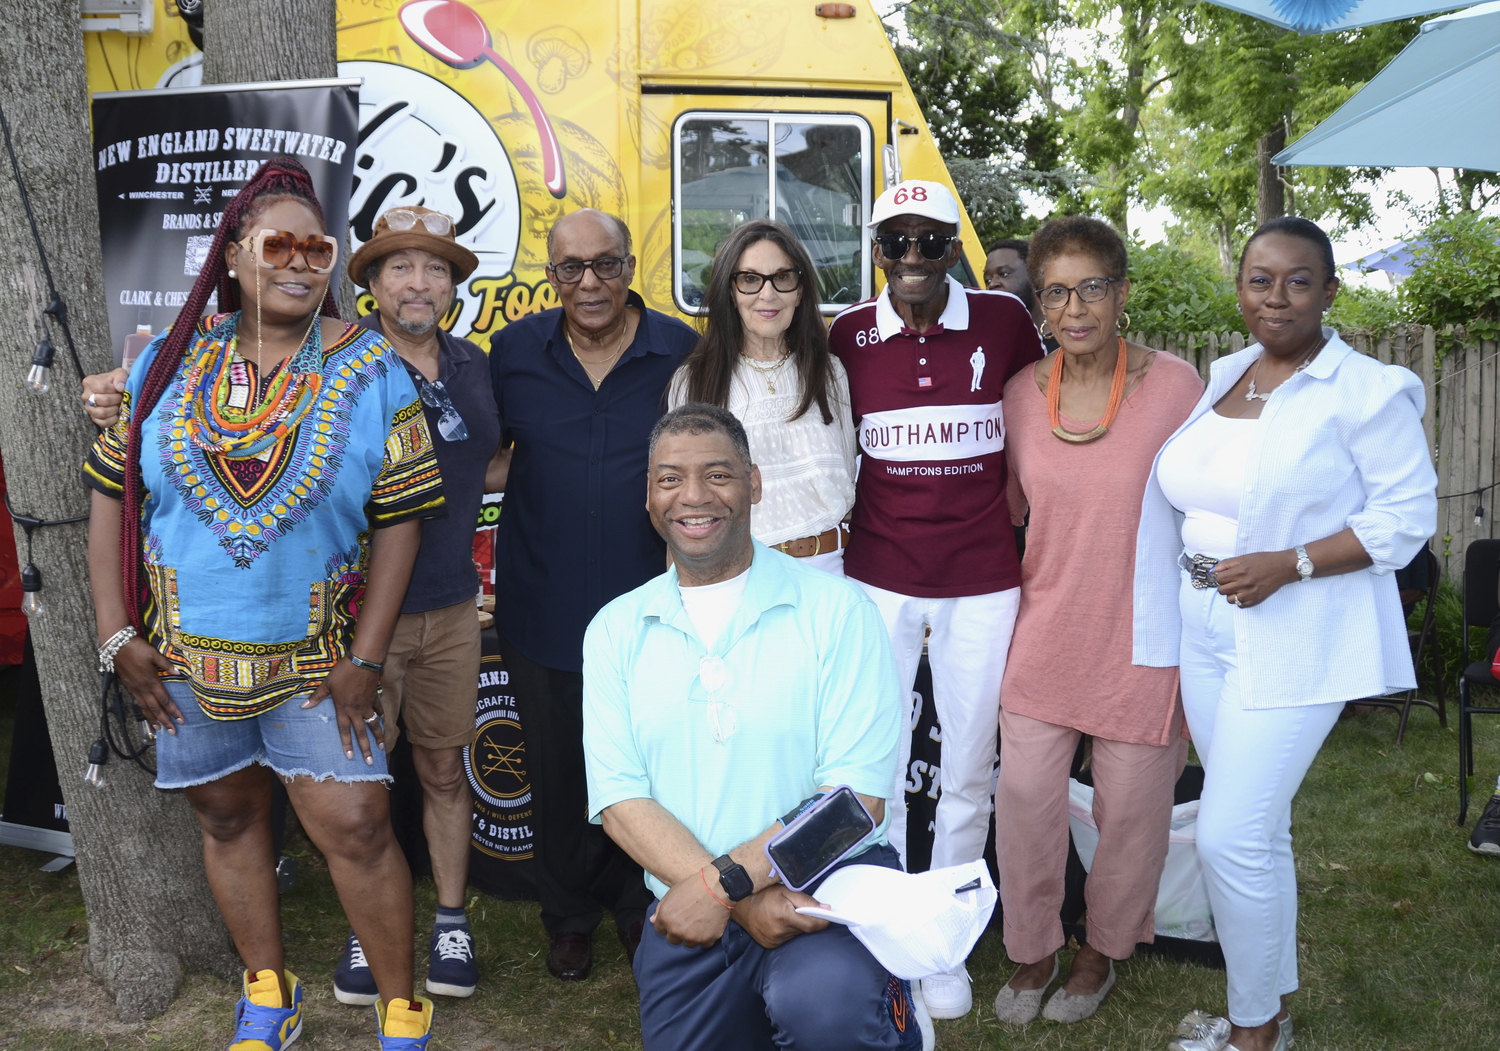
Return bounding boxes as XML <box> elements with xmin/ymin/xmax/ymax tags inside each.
<box><xmin>1067</xmin><ymin>778</ymin><xmax>1217</xmax><ymax>942</ymax></box>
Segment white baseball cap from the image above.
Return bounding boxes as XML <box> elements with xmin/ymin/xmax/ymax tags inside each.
<box><xmin>866</xmin><ymin>179</ymin><xmax>961</xmax><ymax>235</ymax></box>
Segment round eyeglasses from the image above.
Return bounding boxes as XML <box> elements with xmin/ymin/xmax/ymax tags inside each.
<box><xmin>548</xmin><ymin>256</ymin><xmax>628</xmax><ymax>284</ymax></box>
<box><xmin>382</xmin><ymin>208</ymin><xmax>455</xmax><ymax>236</ymax></box>
<box><xmin>1038</xmin><ymin>277</ymin><xmax>1117</xmax><ymax>310</ymax></box>
<box><xmin>733</xmin><ymin>269</ymin><xmax>802</xmax><ymax>295</ymax></box>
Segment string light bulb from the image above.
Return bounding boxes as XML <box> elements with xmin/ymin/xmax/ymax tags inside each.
<box><xmin>25</xmin><ymin>334</ymin><xmax>54</xmax><ymax>394</ymax></box>
<box><xmin>19</xmin><ymin>562</ymin><xmax>43</xmax><ymax>617</ymax></box>
<box><xmin>82</xmin><ymin>738</ymin><xmax>108</xmax><ymax>790</ymax></box>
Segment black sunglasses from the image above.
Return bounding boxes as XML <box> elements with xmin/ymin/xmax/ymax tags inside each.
<box><xmin>733</xmin><ymin>269</ymin><xmax>802</xmax><ymax>295</ymax></box>
<box><xmin>415</xmin><ymin>376</ymin><xmax>468</xmax><ymax>441</ymax></box>
<box><xmin>875</xmin><ymin>231</ymin><xmax>955</xmax><ymax>261</ymax></box>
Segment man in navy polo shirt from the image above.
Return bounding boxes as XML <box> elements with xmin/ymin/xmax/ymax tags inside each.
<box><xmin>490</xmin><ymin>209</ymin><xmax>697</xmax><ymax>982</ymax></box>
<box><xmin>828</xmin><ymin>181</ymin><xmax>1045</xmax><ymax>1020</ymax></box>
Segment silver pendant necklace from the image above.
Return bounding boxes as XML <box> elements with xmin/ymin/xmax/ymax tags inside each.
<box><xmin>1245</xmin><ymin>336</ymin><xmax>1326</xmax><ymax>402</ymax></box>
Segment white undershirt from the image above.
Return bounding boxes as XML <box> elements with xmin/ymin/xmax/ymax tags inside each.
<box><xmin>678</xmin><ymin>566</ymin><xmax>751</xmax><ymax>652</ymax></box>
<box><xmin>1156</xmin><ymin>409</ymin><xmax>1258</xmax><ymax>559</ymax></box>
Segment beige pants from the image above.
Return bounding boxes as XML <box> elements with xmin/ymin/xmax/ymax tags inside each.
<box><xmin>995</xmin><ymin>706</ymin><xmax>1183</xmax><ymax>963</ymax></box>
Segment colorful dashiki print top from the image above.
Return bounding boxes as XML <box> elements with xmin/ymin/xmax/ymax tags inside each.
<box><xmin>84</xmin><ymin>312</ymin><xmax>446</xmax><ymax>720</ymax></box>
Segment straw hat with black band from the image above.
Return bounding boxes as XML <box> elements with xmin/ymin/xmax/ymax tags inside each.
<box><xmin>348</xmin><ymin>206</ymin><xmax>479</xmax><ymax>288</ymax></box>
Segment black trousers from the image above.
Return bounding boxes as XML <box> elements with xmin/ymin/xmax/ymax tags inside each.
<box><xmin>496</xmin><ymin>630</ymin><xmax>653</xmax><ymax>936</ymax></box>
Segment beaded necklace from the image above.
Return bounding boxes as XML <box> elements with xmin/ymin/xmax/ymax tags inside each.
<box><xmin>182</xmin><ymin>312</ymin><xmax>323</xmax><ymax>457</ymax></box>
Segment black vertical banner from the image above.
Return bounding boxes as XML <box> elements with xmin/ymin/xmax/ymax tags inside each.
<box><xmin>90</xmin><ymin>78</ymin><xmax>360</xmax><ymax>367</ymax></box>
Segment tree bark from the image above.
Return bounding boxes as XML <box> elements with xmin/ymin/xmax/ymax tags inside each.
<box><xmin>0</xmin><ymin>3</ymin><xmax>237</xmax><ymax>1021</ymax></box>
<box><xmin>1256</xmin><ymin>124</ymin><xmax>1287</xmax><ymax>227</ymax></box>
<box><xmin>202</xmin><ymin>0</ymin><xmax>354</xmax><ymax>315</ymax></box>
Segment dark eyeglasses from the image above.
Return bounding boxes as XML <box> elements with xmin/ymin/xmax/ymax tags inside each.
<box><xmin>1038</xmin><ymin>278</ymin><xmax>1117</xmax><ymax>310</ymax></box>
<box><xmin>382</xmin><ymin>208</ymin><xmax>454</xmax><ymax>236</ymax></box>
<box><xmin>733</xmin><ymin>269</ymin><xmax>802</xmax><ymax>295</ymax></box>
<box><xmin>548</xmin><ymin>256</ymin><xmax>628</xmax><ymax>284</ymax></box>
<box><xmin>238</xmin><ymin>229</ymin><xmax>339</xmax><ymax>273</ymax></box>
<box><xmin>415</xmin><ymin>376</ymin><xmax>468</xmax><ymax>441</ymax></box>
<box><xmin>875</xmin><ymin>232</ymin><xmax>955</xmax><ymax>261</ymax></box>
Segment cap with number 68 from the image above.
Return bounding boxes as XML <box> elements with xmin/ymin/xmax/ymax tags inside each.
<box><xmin>866</xmin><ymin>179</ymin><xmax>961</xmax><ymax>235</ymax></box>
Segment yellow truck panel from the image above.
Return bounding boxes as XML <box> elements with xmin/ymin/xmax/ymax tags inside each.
<box><xmin>85</xmin><ymin>0</ymin><xmax>982</xmax><ymax>342</ymax></box>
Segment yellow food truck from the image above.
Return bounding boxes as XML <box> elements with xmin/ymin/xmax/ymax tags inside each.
<box><xmin>84</xmin><ymin>0</ymin><xmax>983</xmax><ymax>342</ymax></box>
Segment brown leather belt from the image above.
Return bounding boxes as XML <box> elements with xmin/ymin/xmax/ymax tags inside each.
<box><xmin>775</xmin><ymin>523</ymin><xmax>850</xmax><ymax>559</ymax></box>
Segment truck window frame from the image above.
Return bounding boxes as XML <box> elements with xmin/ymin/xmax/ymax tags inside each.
<box><xmin>671</xmin><ymin>109</ymin><xmax>874</xmax><ymax>317</ymax></box>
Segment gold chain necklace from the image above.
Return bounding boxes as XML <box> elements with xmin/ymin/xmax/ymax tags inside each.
<box><xmin>568</xmin><ymin>319</ymin><xmax>629</xmax><ymax>390</ymax></box>
<box><xmin>741</xmin><ymin>350</ymin><xmax>791</xmax><ymax>394</ymax></box>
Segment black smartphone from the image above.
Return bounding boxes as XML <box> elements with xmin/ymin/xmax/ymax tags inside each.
<box><xmin>764</xmin><ymin>785</ymin><xmax>876</xmax><ymax>892</ymax></box>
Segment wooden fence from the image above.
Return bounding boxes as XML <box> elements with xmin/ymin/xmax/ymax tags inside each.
<box><xmin>1138</xmin><ymin>325</ymin><xmax>1499</xmax><ymax>580</ymax></box>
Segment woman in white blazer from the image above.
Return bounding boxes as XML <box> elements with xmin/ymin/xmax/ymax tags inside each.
<box><xmin>1132</xmin><ymin>217</ymin><xmax>1437</xmax><ymax>1051</ymax></box>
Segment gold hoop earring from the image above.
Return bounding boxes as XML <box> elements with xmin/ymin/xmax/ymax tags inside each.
<box><xmin>1118</xmin><ymin>311</ymin><xmax>1131</xmax><ymax>332</ymax></box>
<box><xmin>1039</xmin><ymin>321</ymin><xmax>1054</xmax><ymax>340</ymax></box>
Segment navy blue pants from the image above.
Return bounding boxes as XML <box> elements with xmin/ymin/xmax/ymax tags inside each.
<box><xmin>634</xmin><ymin>844</ymin><xmax>919</xmax><ymax>1051</ymax></box>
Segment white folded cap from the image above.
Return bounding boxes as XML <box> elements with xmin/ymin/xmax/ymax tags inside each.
<box><xmin>795</xmin><ymin>860</ymin><xmax>997</xmax><ymax>979</ymax></box>
<box><xmin>866</xmin><ymin>180</ymin><xmax>961</xmax><ymax>235</ymax></box>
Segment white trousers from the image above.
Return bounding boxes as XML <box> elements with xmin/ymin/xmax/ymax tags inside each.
<box><xmin>852</xmin><ymin>581</ymin><xmax>1020</xmax><ymax>870</ymax></box>
<box><xmin>1178</xmin><ymin>576</ymin><xmax>1343</xmax><ymax>1026</ymax></box>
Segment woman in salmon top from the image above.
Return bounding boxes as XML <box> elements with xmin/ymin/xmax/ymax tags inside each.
<box><xmin>991</xmin><ymin>216</ymin><xmax>1202</xmax><ymax>1026</ymax></box>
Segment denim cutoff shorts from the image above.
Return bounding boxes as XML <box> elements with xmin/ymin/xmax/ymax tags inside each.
<box><xmin>154</xmin><ymin>678</ymin><xmax>391</xmax><ymax>790</ymax></box>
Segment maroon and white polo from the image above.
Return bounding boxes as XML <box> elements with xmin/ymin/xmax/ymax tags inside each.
<box><xmin>829</xmin><ymin>277</ymin><xmax>1045</xmax><ymax>597</ymax></box>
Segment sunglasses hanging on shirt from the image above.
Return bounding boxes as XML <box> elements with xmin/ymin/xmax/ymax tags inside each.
<box><xmin>415</xmin><ymin>375</ymin><xmax>469</xmax><ymax>441</ymax></box>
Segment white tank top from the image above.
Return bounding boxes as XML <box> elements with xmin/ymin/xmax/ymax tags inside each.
<box><xmin>1156</xmin><ymin>409</ymin><xmax>1258</xmax><ymax>559</ymax></box>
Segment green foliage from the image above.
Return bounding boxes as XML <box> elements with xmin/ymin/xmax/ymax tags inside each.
<box><xmin>1125</xmin><ymin>241</ymin><xmax>1244</xmax><ymax>336</ymax></box>
<box><xmin>1326</xmin><ymin>283</ymin><xmax>1402</xmax><ymax>336</ymax></box>
<box><xmin>1399</xmin><ymin>212</ymin><xmax>1500</xmax><ymax>342</ymax></box>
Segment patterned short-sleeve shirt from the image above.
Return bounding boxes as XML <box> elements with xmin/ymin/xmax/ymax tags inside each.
<box><xmin>84</xmin><ymin>313</ymin><xmax>445</xmax><ymax>720</ymax></box>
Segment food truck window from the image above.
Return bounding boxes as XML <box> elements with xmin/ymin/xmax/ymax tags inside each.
<box><xmin>675</xmin><ymin>112</ymin><xmax>872</xmax><ymax>314</ymax></box>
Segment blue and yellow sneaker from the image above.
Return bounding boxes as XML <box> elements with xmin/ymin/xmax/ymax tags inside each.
<box><xmin>375</xmin><ymin>995</ymin><xmax>434</xmax><ymax>1050</ymax></box>
<box><xmin>229</xmin><ymin>969</ymin><xmax>303</xmax><ymax>1050</ymax></box>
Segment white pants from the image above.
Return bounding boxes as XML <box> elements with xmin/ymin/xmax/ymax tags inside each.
<box><xmin>801</xmin><ymin>548</ymin><xmax>845</xmax><ymax>576</ymax></box>
<box><xmin>852</xmin><ymin>581</ymin><xmax>1020</xmax><ymax>870</ymax></box>
<box><xmin>1178</xmin><ymin>576</ymin><xmax>1343</xmax><ymax>1026</ymax></box>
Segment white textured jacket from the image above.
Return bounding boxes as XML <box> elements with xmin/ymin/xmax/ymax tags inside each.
<box><xmin>1132</xmin><ymin>329</ymin><xmax>1438</xmax><ymax>708</ymax></box>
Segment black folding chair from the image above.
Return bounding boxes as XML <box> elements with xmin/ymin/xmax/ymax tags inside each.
<box><xmin>1354</xmin><ymin>546</ymin><xmax>1447</xmax><ymax>743</ymax></box>
<box><xmin>1457</xmin><ymin>539</ymin><xmax>1500</xmax><ymax>826</ymax></box>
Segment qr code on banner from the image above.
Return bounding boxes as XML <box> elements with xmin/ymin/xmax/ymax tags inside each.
<box><xmin>184</xmin><ymin>235</ymin><xmax>212</xmax><ymax>276</ymax></box>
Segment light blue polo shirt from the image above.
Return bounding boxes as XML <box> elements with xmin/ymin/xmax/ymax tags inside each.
<box><xmin>582</xmin><ymin>541</ymin><xmax>902</xmax><ymax>899</ymax></box>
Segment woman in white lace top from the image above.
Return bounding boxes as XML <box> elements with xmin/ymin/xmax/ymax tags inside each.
<box><xmin>668</xmin><ymin>220</ymin><xmax>857</xmax><ymax>574</ymax></box>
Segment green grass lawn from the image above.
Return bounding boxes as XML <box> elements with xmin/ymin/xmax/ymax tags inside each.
<box><xmin>2</xmin><ymin>692</ymin><xmax>1498</xmax><ymax>1049</ymax></box>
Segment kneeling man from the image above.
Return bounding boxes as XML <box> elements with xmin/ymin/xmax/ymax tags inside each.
<box><xmin>582</xmin><ymin>404</ymin><xmax>929</xmax><ymax>1051</ymax></box>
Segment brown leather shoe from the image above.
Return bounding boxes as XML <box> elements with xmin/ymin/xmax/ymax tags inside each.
<box><xmin>547</xmin><ymin>932</ymin><xmax>593</xmax><ymax>982</ymax></box>
<box><xmin>618</xmin><ymin>920</ymin><xmax>644</xmax><ymax>965</ymax></box>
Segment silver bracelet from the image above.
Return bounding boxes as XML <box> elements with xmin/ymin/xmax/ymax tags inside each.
<box><xmin>97</xmin><ymin>626</ymin><xmax>137</xmax><ymax>673</ymax></box>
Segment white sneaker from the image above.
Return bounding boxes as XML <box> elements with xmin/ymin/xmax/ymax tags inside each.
<box><xmin>920</xmin><ymin>968</ymin><xmax>972</xmax><ymax>1019</ymax></box>
<box><xmin>912</xmin><ymin>985</ymin><xmax>936</xmax><ymax>1051</ymax></box>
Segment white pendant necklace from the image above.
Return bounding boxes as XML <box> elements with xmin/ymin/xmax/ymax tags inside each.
<box><xmin>1245</xmin><ymin>336</ymin><xmax>1326</xmax><ymax>402</ymax></box>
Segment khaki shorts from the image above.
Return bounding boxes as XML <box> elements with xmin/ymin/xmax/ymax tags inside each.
<box><xmin>379</xmin><ymin>599</ymin><xmax>482</xmax><ymax>750</ymax></box>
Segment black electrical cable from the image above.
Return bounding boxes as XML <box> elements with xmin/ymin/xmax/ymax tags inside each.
<box><xmin>0</xmin><ymin>99</ymin><xmax>86</xmax><ymax>382</ymax></box>
<box><xmin>100</xmin><ymin>671</ymin><xmax>156</xmax><ymax>775</ymax></box>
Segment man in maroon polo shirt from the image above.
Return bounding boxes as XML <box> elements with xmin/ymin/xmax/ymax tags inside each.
<box><xmin>829</xmin><ymin>180</ymin><xmax>1044</xmax><ymax>1020</ymax></box>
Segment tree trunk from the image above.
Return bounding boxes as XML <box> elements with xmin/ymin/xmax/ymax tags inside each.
<box><xmin>1215</xmin><ymin>219</ymin><xmax>1235</xmax><ymax>279</ymax></box>
<box><xmin>1256</xmin><ymin>125</ymin><xmax>1287</xmax><ymax>227</ymax></box>
<box><xmin>202</xmin><ymin>0</ymin><xmax>354</xmax><ymax>315</ymax></box>
<box><xmin>0</xmin><ymin>4</ymin><xmax>237</xmax><ymax>1021</ymax></box>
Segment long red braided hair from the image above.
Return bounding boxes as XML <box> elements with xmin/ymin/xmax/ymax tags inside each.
<box><xmin>119</xmin><ymin>158</ymin><xmax>342</xmax><ymax>632</ymax></box>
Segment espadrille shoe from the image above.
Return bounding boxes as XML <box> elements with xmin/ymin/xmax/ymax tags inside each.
<box><xmin>992</xmin><ymin>956</ymin><xmax>1059</xmax><ymax>1025</ymax></box>
<box><xmin>1040</xmin><ymin>959</ymin><xmax>1115</xmax><ymax>1023</ymax></box>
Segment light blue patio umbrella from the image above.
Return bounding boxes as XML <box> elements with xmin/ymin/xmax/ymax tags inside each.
<box><xmin>1272</xmin><ymin>1</ymin><xmax>1500</xmax><ymax>170</ymax></box>
<box><xmin>1199</xmin><ymin>0</ymin><xmax>1461</xmax><ymax>33</ymax></box>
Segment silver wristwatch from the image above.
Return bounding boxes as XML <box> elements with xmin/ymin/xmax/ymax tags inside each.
<box><xmin>1294</xmin><ymin>545</ymin><xmax>1314</xmax><ymax>582</ymax></box>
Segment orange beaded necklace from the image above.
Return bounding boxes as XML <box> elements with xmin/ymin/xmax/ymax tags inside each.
<box><xmin>1046</xmin><ymin>336</ymin><xmax>1128</xmax><ymax>444</ymax></box>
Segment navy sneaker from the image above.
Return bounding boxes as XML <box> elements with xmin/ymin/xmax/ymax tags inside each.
<box><xmin>884</xmin><ymin>974</ymin><xmax>934</xmax><ymax>1051</ymax></box>
<box><xmin>424</xmin><ymin>925</ymin><xmax>478</xmax><ymax>998</ymax></box>
<box><xmin>334</xmin><ymin>930</ymin><xmax>379</xmax><ymax>1006</ymax></box>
